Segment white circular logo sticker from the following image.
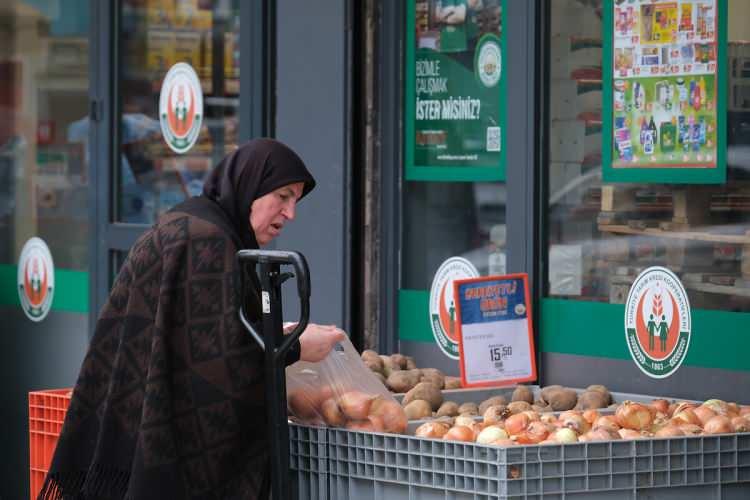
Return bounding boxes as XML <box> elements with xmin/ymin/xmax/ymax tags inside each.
<box><xmin>159</xmin><ymin>62</ymin><xmax>203</xmax><ymax>154</ymax></box>
<box><xmin>17</xmin><ymin>237</ymin><xmax>55</xmax><ymax>322</ymax></box>
<box><xmin>624</xmin><ymin>266</ymin><xmax>691</xmax><ymax>379</ymax></box>
<box><xmin>429</xmin><ymin>257</ymin><xmax>480</xmax><ymax>359</ymax></box>
<box><xmin>476</xmin><ymin>35</ymin><xmax>502</xmax><ymax>88</ymax></box>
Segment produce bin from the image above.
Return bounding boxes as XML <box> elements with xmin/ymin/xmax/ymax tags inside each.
<box><xmin>290</xmin><ymin>423</ymin><xmax>750</xmax><ymax>500</ymax></box>
<box><xmin>289</xmin><ymin>384</ymin><xmax>750</xmax><ymax>500</ymax></box>
<box><xmin>28</xmin><ymin>388</ymin><xmax>72</xmax><ymax>500</ymax></box>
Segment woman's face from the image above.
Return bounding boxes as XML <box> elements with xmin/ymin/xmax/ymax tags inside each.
<box><xmin>250</xmin><ymin>182</ymin><xmax>305</xmax><ymax>245</ymax></box>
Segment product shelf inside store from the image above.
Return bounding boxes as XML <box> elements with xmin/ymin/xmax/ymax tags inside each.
<box><xmin>598</xmin><ymin>224</ymin><xmax>750</xmax><ymax>244</ymax></box>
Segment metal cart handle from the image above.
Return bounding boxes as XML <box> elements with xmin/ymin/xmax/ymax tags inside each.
<box><xmin>236</xmin><ymin>249</ymin><xmax>311</xmax><ymax>500</ymax></box>
<box><xmin>237</xmin><ymin>249</ymin><xmax>310</xmax><ymax>355</ymax></box>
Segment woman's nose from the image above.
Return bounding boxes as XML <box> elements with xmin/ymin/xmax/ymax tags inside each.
<box><xmin>283</xmin><ymin>202</ymin><xmax>296</xmax><ymax>220</ymax></box>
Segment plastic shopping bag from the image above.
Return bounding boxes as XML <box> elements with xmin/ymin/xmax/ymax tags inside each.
<box><xmin>286</xmin><ymin>335</ymin><xmax>407</xmax><ymax>434</ymax></box>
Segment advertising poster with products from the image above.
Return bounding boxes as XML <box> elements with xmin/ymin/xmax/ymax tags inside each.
<box><xmin>603</xmin><ymin>0</ymin><xmax>727</xmax><ymax>184</ymax></box>
<box><xmin>406</xmin><ymin>0</ymin><xmax>506</xmax><ymax>181</ymax></box>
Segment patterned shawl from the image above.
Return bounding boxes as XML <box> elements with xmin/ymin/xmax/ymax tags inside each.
<box><xmin>41</xmin><ymin>139</ymin><xmax>315</xmax><ymax>499</ymax></box>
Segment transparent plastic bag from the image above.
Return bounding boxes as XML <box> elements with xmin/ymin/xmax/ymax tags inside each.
<box><xmin>285</xmin><ymin>335</ymin><xmax>407</xmax><ymax>434</ymax></box>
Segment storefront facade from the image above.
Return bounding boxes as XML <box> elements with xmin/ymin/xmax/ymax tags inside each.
<box><xmin>1</xmin><ymin>0</ymin><xmax>749</xmax><ymax>498</ymax></box>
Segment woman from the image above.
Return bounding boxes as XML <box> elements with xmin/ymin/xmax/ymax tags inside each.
<box><xmin>41</xmin><ymin>139</ymin><xmax>345</xmax><ymax>499</ymax></box>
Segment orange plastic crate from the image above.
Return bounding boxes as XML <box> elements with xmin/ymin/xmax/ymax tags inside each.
<box><xmin>28</xmin><ymin>388</ymin><xmax>72</xmax><ymax>500</ymax></box>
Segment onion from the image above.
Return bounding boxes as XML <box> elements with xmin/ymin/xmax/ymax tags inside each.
<box><xmin>521</xmin><ymin>410</ymin><xmax>541</xmax><ymax>422</ymax></box>
<box><xmin>703</xmin><ymin>415</ymin><xmax>733</xmax><ymax>435</ymax></box>
<box><xmin>671</xmin><ymin>409</ymin><xmax>700</xmax><ymax>427</ymax></box>
<box><xmin>443</xmin><ymin>425</ymin><xmax>475</xmax><ymax>442</ymax></box>
<box><xmin>583</xmin><ymin>409</ymin><xmax>600</xmax><ymax>425</ymax></box>
<box><xmin>338</xmin><ymin>391</ymin><xmax>377</xmax><ymax>420</ymax></box>
<box><xmin>650</xmin><ymin>399</ymin><xmax>670</xmax><ymax>415</ymax></box>
<box><xmin>476</xmin><ymin>425</ymin><xmax>509</xmax><ymax>444</ymax></box>
<box><xmin>369</xmin><ymin>398</ymin><xmax>408</xmax><ymax>434</ymax></box>
<box><xmin>693</xmin><ymin>406</ymin><xmax>717</xmax><ymax>427</ymax></box>
<box><xmin>678</xmin><ymin>424</ymin><xmax>703</xmax><ymax>435</ymax></box>
<box><xmin>582</xmin><ymin>427</ymin><xmax>620</xmax><ymax>441</ymax></box>
<box><xmin>654</xmin><ymin>425</ymin><xmax>685</xmax><ymax>438</ymax></box>
<box><xmin>483</xmin><ymin>405</ymin><xmax>509</xmax><ymax>425</ymax></box>
<box><xmin>616</xmin><ymin>402</ymin><xmax>653</xmax><ymax>430</ymax></box>
<box><xmin>618</xmin><ymin>429</ymin><xmax>646</xmax><ymax>440</ymax></box>
<box><xmin>454</xmin><ymin>415</ymin><xmax>477</xmax><ymax>428</ymax></box>
<box><xmin>728</xmin><ymin>403</ymin><xmax>741</xmax><ymax>417</ymax></box>
<box><xmin>740</xmin><ymin>406</ymin><xmax>750</xmax><ymax>417</ymax></box>
<box><xmin>703</xmin><ymin>399</ymin><xmax>730</xmax><ymax>416</ymax></box>
<box><xmin>731</xmin><ymin>416</ymin><xmax>749</xmax><ymax>432</ymax></box>
<box><xmin>288</xmin><ymin>387</ymin><xmax>330</xmax><ymax>421</ymax></box>
<box><xmin>320</xmin><ymin>398</ymin><xmax>346</xmax><ymax>427</ymax></box>
<box><xmin>552</xmin><ymin>427</ymin><xmax>578</xmax><ymax>444</ymax></box>
<box><xmin>415</xmin><ymin>422</ymin><xmax>450</xmax><ymax>439</ymax></box>
<box><xmin>540</xmin><ymin>413</ymin><xmax>558</xmax><ymax>426</ymax></box>
<box><xmin>593</xmin><ymin>415</ymin><xmax>621</xmax><ymax>433</ymax></box>
<box><xmin>504</xmin><ymin>413</ymin><xmax>530</xmax><ymax>436</ymax></box>
<box><xmin>515</xmin><ymin>421</ymin><xmax>549</xmax><ymax>444</ymax></box>
<box><xmin>561</xmin><ymin>413</ymin><xmax>590</xmax><ymax>435</ymax></box>
<box><xmin>671</xmin><ymin>401</ymin><xmax>697</xmax><ymax>417</ymax></box>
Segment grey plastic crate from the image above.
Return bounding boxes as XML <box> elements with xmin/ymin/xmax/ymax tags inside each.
<box><xmin>307</xmin><ymin>425</ymin><xmax>750</xmax><ymax>500</ymax></box>
<box><xmin>289</xmin><ymin>423</ymin><xmax>328</xmax><ymax>500</ymax></box>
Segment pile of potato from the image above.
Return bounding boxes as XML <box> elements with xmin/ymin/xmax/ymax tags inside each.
<box><xmin>414</xmin><ymin>395</ymin><xmax>750</xmax><ymax>445</ymax></box>
<box><xmin>360</xmin><ymin>350</ymin><xmax>462</xmax><ymax>393</ymax></box>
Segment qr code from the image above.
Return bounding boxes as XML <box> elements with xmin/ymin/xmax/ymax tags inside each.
<box><xmin>486</xmin><ymin>127</ymin><xmax>501</xmax><ymax>152</ymax></box>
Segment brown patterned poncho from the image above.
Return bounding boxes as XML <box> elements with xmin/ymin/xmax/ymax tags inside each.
<box><xmin>41</xmin><ymin>139</ymin><xmax>316</xmax><ymax>499</ymax></box>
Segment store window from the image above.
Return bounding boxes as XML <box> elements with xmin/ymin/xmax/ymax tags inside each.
<box><xmin>546</xmin><ymin>0</ymin><xmax>750</xmax><ymax>314</ymax></box>
<box><xmin>117</xmin><ymin>0</ymin><xmax>239</xmax><ymax>224</ymax></box>
<box><xmin>0</xmin><ymin>0</ymin><xmax>90</xmax><ymax>271</ymax></box>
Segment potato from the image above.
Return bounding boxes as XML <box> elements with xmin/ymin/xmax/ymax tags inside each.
<box><xmin>586</xmin><ymin>385</ymin><xmax>612</xmax><ymax>405</ymax></box>
<box><xmin>434</xmin><ymin>415</ymin><xmax>455</xmax><ymax>426</ymax></box>
<box><xmin>544</xmin><ymin>388</ymin><xmax>578</xmax><ymax>411</ymax></box>
<box><xmin>479</xmin><ymin>395</ymin><xmax>508</xmax><ymax>415</ymax></box>
<box><xmin>405</xmin><ymin>356</ymin><xmax>418</xmax><ymax>370</ymax></box>
<box><xmin>363</xmin><ymin>357</ymin><xmax>384</xmax><ymax>374</ymax></box>
<box><xmin>380</xmin><ymin>355</ymin><xmax>401</xmax><ymax>377</ymax></box>
<box><xmin>403</xmin><ymin>382</ymin><xmax>443</xmax><ymax>411</ymax></box>
<box><xmin>511</xmin><ymin>385</ymin><xmax>534</xmax><ymax>404</ymax></box>
<box><xmin>458</xmin><ymin>402</ymin><xmax>479</xmax><ymax>415</ymax></box>
<box><xmin>390</xmin><ymin>353</ymin><xmax>408</xmax><ymax>370</ymax></box>
<box><xmin>540</xmin><ymin>385</ymin><xmax>563</xmax><ymax>404</ymax></box>
<box><xmin>386</xmin><ymin>369</ymin><xmax>421</xmax><ymax>393</ymax></box>
<box><xmin>576</xmin><ymin>390</ymin><xmax>610</xmax><ymax>410</ymax></box>
<box><xmin>420</xmin><ymin>368</ymin><xmax>445</xmax><ymax>390</ymax></box>
<box><xmin>404</xmin><ymin>399</ymin><xmax>433</xmax><ymax>420</ymax></box>
<box><xmin>361</xmin><ymin>349</ymin><xmax>380</xmax><ymax>361</ymax></box>
<box><xmin>507</xmin><ymin>401</ymin><xmax>533</xmax><ymax>414</ymax></box>
<box><xmin>436</xmin><ymin>401</ymin><xmax>460</xmax><ymax>417</ymax></box>
<box><xmin>444</xmin><ymin>376</ymin><xmax>462</xmax><ymax>390</ymax></box>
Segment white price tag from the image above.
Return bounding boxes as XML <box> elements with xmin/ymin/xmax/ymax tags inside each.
<box><xmin>454</xmin><ymin>274</ymin><xmax>537</xmax><ymax>388</ymax></box>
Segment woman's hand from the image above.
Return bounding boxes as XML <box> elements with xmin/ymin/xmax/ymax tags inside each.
<box><xmin>297</xmin><ymin>323</ymin><xmax>347</xmax><ymax>362</ymax></box>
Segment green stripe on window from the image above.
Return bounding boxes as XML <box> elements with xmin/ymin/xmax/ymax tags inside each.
<box><xmin>541</xmin><ymin>298</ymin><xmax>750</xmax><ymax>373</ymax></box>
<box><xmin>0</xmin><ymin>264</ymin><xmax>89</xmax><ymax>313</ymax></box>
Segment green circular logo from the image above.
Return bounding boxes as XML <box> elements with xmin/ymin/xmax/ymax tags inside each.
<box><xmin>624</xmin><ymin>267</ymin><xmax>691</xmax><ymax>379</ymax></box>
<box><xmin>475</xmin><ymin>34</ymin><xmax>502</xmax><ymax>88</ymax></box>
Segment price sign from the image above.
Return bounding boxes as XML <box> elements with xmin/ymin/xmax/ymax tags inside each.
<box><xmin>453</xmin><ymin>274</ymin><xmax>536</xmax><ymax>388</ymax></box>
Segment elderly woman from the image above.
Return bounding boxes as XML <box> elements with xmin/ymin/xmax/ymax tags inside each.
<box><xmin>41</xmin><ymin>139</ymin><xmax>345</xmax><ymax>499</ymax></box>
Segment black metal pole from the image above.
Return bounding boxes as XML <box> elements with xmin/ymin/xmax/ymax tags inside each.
<box><xmin>258</xmin><ymin>261</ymin><xmax>290</xmax><ymax>500</ymax></box>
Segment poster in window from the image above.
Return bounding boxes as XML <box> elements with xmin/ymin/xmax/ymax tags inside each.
<box><xmin>603</xmin><ymin>0</ymin><xmax>727</xmax><ymax>184</ymax></box>
<box><xmin>406</xmin><ymin>0</ymin><xmax>506</xmax><ymax>182</ymax></box>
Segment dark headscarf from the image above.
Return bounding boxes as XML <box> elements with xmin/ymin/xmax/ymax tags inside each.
<box><xmin>202</xmin><ymin>138</ymin><xmax>316</xmax><ymax>249</ymax></box>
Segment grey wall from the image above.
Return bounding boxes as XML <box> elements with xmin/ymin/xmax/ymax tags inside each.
<box><xmin>0</xmin><ymin>309</ymin><xmax>88</xmax><ymax>500</ymax></box>
<box><xmin>274</xmin><ymin>0</ymin><xmax>350</xmax><ymax>331</ymax></box>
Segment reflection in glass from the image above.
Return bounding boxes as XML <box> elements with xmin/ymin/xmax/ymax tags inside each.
<box><xmin>0</xmin><ymin>0</ymin><xmax>90</xmax><ymax>269</ymax></box>
<box><xmin>403</xmin><ymin>181</ymin><xmax>507</xmax><ymax>290</ymax></box>
<box><xmin>547</xmin><ymin>0</ymin><xmax>750</xmax><ymax>312</ymax></box>
<box><xmin>118</xmin><ymin>0</ymin><xmax>240</xmax><ymax>224</ymax></box>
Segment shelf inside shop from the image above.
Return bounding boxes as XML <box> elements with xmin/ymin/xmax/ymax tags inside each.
<box><xmin>598</xmin><ymin>224</ymin><xmax>750</xmax><ymax>245</ymax></box>
<box><xmin>684</xmin><ymin>281</ymin><xmax>750</xmax><ymax>298</ymax></box>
